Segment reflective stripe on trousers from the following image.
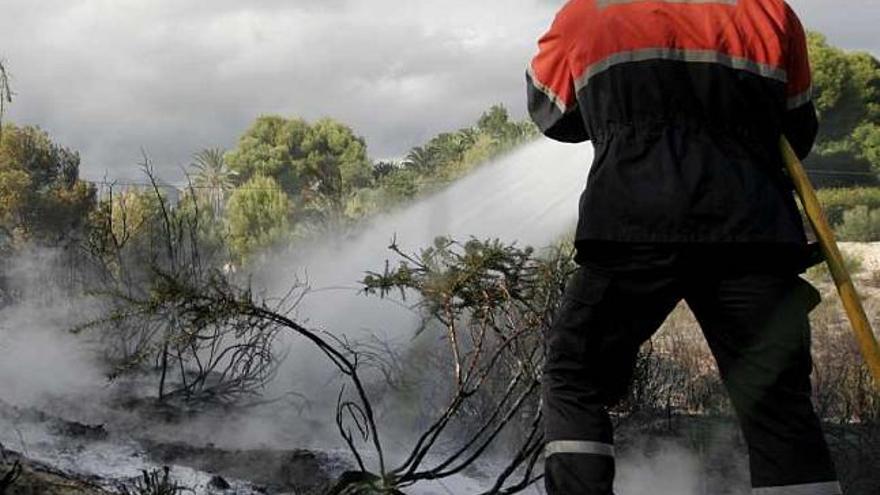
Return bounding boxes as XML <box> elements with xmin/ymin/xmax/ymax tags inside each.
<box><xmin>542</xmin><ymin>248</ymin><xmax>839</xmax><ymax>494</ymax></box>
<box><xmin>545</xmin><ymin>440</ymin><xmax>615</xmax><ymax>458</ymax></box>
<box><xmin>753</xmin><ymin>481</ymin><xmax>842</xmax><ymax>495</ymax></box>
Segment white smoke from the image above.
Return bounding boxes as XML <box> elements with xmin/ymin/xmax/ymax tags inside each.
<box><xmin>0</xmin><ymin>138</ymin><xmax>751</xmax><ymax>493</ymax></box>
<box><xmin>262</xmin><ymin>138</ymin><xmax>594</xmax><ymax>338</ymax></box>
<box><xmin>246</xmin><ymin>138</ymin><xmax>594</xmax><ymax>451</ymax></box>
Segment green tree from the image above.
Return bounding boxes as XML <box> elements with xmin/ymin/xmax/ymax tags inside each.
<box><xmin>190</xmin><ymin>147</ymin><xmax>236</xmax><ymax>217</ymax></box>
<box><xmin>403</xmin><ymin>145</ymin><xmax>436</xmax><ymax>172</ymax></box>
<box><xmin>427</xmin><ymin>132</ymin><xmax>469</xmax><ymax>164</ymax></box>
<box><xmin>0</xmin><ymin>124</ymin><xmax>96</xmax><ymax>245</ymax></box>
<box><xmin>372</xmin><ymin>161</ymin><xmax>397</xmax><ymax>180</ymax></box>
<box><xmin>477</xmin><ymin>105</ymin><xmax>513</xmax><ymax>142</ymax></box>
<box><xmin>102</xmin><ymin>187</ymin><xmax>164</xmax><ymax>250</ymax></box>
<box><xmin>854</xmin><ymin>123</ymin><xmax>880</xmax><ymax>166</ymax></box>
<box><xmin>807</xmin><ymin>33</ymin><xmax>880</xmax><ymax>186</ymax></box>
<box><xmin>476</xmin><ymin>104</ymin><xmax>537</xmax><ymax>146</ymax></box>
<box><xmin>225</xmin><ymin>175</ymin><xmax>291</xmax><ymax>261</ymax></box>
<box><xmin>225</xmin><ymin>116</ymin><xmax>372</xmax><ymax>200</ymax></box>
<box><xmin>176</xmin><ymin>187</ymin><xmax>228</xmax><ymax>262</ymax></box>
<box><xmin>225</xmin><ymin>116</ymin><xmax>308</xmax><ymax>192</ymax></box>
<box><xmin>378</xmin><ymin>167</ymin><xmax>420</xmax><ymax>201</ymax></box>
<box><xmin>809</xmin><ymin>33</ymin><xmax>880</xmax><ymax>141</ymax></box>
<box><xmin>836</xmin><ymin>205</ymin><xmax>880</xmax><ymax>241</ymax></box>
<box><xmin>302</xmin><ymin>118</ymin><xmax>373</xmax><ymax>197</ymax></box>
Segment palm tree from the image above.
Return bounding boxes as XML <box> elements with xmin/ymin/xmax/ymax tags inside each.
<box><xmin>403</xmin><ymin>146</ymin><xmax>435</xmax><ymax>172</ymax></box>
<box><xmin>190</xmin><ymin>147</ymin><xmax>236</xmax><ymax>217</ymax></box>
<box><xmin>372</xmin><ymin>161</ymin><xmax>398</xmax><ymax>180</ymax></box>
<box><xmin>458</xmin><ymin>128</ymin><xmax>479</xmax><ymax>149</ymax></box>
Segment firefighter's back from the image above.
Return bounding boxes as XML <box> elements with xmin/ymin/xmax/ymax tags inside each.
<box><xmin>527</xmin><ymin>0</ymin><xmax>817</xmax><ymax>250</ymax></box>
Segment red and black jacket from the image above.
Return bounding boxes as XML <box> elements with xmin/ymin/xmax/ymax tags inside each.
<box><xmin>527</xmin><ymin>0</ymin><xmax>818</xmax><ymax>248</ymax></box>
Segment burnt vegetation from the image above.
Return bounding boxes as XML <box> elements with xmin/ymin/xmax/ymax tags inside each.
<box><xmin>1</xmin><ymin>36</ymin><xmax>880</xmax><ymax>493</ymax></box>
<box><xmin>76</xmin><ymin>177</ymin><xmax>880</xmax><ymax>493</ymax></box>
<box><xmin>117</xmin><ymin>467</ymin><xmax>190</xmax><ymax>495</ymax></box>
<box><xmin>358</xmin><ymin>237</ymin><xmax>573</xmax><ymax>493</ymax></box>
<box><xmin>77</xmin><ymin>164</ymin><xmax>282</xmax><ymax>406</ymax></box>
<box><xmin>79</xmin><ymin>178</ymin><xmax>568</xmax><ymax>492</ymax></box>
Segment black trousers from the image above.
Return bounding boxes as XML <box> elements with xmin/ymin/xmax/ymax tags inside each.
<box><xmin>543</xmin><ymin>244</ymin><xmax>840</xmax><ymax>495</ymax></box>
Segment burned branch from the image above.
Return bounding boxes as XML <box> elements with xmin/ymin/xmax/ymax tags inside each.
<box><xmin>78</xmin><ymin>162</ymin><xmax>280</xmax><ymax>405</ymax></box>
<box><xmin>362</xmin><ymin>237</ymin><xmax>576</xmax><ymax>493</ymax></box>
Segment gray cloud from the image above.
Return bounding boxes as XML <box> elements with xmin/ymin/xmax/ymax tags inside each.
<box><xmin>0</xmin><ymin>1</ymin><xmax>876</xmax><ymax>181</ymax></box>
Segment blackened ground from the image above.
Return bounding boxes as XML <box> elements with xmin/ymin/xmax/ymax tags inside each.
<box><xmin>0</xmin><ymin>452</ymin><xmax>109</xmax><ymax>495</ymax></box>
<box><xmin>141</xmin><ymin>440</ymin><xmax>347</xmax><ymax>494</ymax></box>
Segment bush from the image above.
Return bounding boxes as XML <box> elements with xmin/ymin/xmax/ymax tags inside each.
<box><xmin>805</xmin><ymin>150</ymin><xmax>880</xmax><ymax>189</ymax></box>
<box><xmin>81</xmin><ymin>171</ymin><xmax>281</xmax><ymax>405</ymax></box>
<box><xmin>816</xmin><ymin>187</ymin><xmax>880</xmax><ymax>225</ymax></box>
<box><xmin>837</xmin><ymin>206</ymin><xmax>880</xmax><ymax>241</ymax></box>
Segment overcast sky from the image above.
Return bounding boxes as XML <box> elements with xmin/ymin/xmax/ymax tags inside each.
<box><xmin>1</xmin><ymin>0</ymin><xmax>878</xmax><ymax>181</ymax></box>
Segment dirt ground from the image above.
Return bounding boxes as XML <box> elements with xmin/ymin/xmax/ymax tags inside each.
<box><xmin>840</xmin><ymin>242</ymin><xmax>880</xmax><ymax>273</ymax></box>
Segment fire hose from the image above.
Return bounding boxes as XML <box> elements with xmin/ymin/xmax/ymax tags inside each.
<box><xmin>781</xmin><ymin>136</ymin><xmax>880</xmax><ymax>388</ymax></box>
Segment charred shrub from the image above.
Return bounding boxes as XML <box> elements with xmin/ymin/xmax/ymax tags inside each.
<box><xmin>80</xmin><ymin>166</ymin><xmax>281</xmax><ymax>406</ymax></box>
<box><xmin>118</xmin><ymin>467</ymin><xmax>191</xmax><ymax>495</ymax></box>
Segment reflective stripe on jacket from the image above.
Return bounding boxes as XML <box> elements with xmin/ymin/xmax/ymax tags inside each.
<box><xmin>527</xmin><ymin>0</ymin><xmax>818</xmax><ymax>245</ymax></box>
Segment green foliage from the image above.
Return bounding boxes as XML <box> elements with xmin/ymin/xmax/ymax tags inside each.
<box><xmin>476</xmin><ymin>105</ymin><xmax>539</xmax><ymax>145</ymax></box>
<box><xmin>85</xmin><ymin>183</ymin><xmax>224</xmax><ymax>289</ymax></box>
<box><xmin>805</xmin><ymin>145</ymin><xmax>879</xmax><ymax>189</ymax></box>
<box><xmin>225</xmin><ymin>174</ymin><xmax>291</xmax><ymax>261</ymax></box>
<box><xmin>810</xmin><ymin>33</ymin><xmax>860</xmax><ymax>121</ymax></box>
<box><xmin>218</xmin><ymin>105</ymin><xmax>539</xmax><ymax>247</ymax></box>
<box><xmin>815</xmin><ymin>187</ymin><xmax>880</xmax><ymax>225</ymax></box>
<box><xmin>176</xmin><ymin>188</ymin><xmax>228</xmax><ymax>259</ymax></box>
<box><xmin>224</xmin><ymin>116</ymin><xmax>374</xmax><ymax>239</ymax></box>
<box><xmin>304</xmin><ymin>118</ymin><xmax>374</xmax><ymax>195</ymax></box>
<box><xmin>371</xmin><ymin>161</ymin><xmax>397</xmax><ymax>180</ymax></box>
<box><xmin>362</xmin><ymin>237</ymin><xmax>571</xmax><ymax>492</ymax></box>
<box><xmin>375</xmin><ymin>167</ymin><xmax>421</xmax><ymax>202</ymax></box>
<box><xmin>0</xmin><ymin>124</ymin><xmax>96</xmax><ymax>246</ymax></box>
<box><xmin>224</xmin><ymin>116</ymin><xmax>307</xmax><ymax>191</ymax></box>
<box><xmin>368</xmin><ymin>105</ymin><xmax>538</xmax><ymax>214</ymax></box>
<box><xmin>225</xmin><ymin>115</ymin><xmax>372</xmax><ymax>200</ymax></box>
<box><xmin>190</xmin><ymin>147</ymin><xmax>236</xmax><ymax>217</ymax></box>
<box><xmin>85</xmin><ymin>177</ymin><xmax>230</xmax><ymax>291</ymax></box>
<box><xmin>836</xmin><ymin>206</ymin><xmax>880</xmax><ymax>242</ymax></box>
<box><xmin>403</xmin><ymin>145</ymin><xmax>437</xmax><ymax>172</ymax></box>
<box><xmin>0</xmin><ymin>167</ymin><xmax>30</xmax><ymax>226</ymax></box>
<box><xmin>340</xmin><ymin>187</ymin><xmax>388</xmax><ymax>221</ymax></box>
<box><xmin>854</xmin><ymin>123</ymin><xmax>880</xmax><ymax>166</ymax></box>
<box><xmin>364</xmin><ymin>236</ymin><xmax>550</xmax><ymax>312</ymax></box>
<box><xmin>110</xmin><ymin>188</ymin><xmax>164</xmax><ymax>243</ymax></box>
<box><xmin>807</xmin><ymin>33</ymin><xmax>880</xmax><ymax>186</ymax></box>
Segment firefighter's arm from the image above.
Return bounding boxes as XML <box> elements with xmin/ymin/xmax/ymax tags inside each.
<box><xmin>782</xmin><ymin>6</ymin><xmax>818</xmax><ymax>160</ymax></box>
<box><xmin>526</xmin><ymin>10</ymin><xmax>589</xmax><ymax>143</ymax></box>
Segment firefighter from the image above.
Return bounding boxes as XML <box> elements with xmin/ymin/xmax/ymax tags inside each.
<box><xmin>527</xmin><ymin>1</ymin><xmax>841</xmax><ymax>494</ymax></box>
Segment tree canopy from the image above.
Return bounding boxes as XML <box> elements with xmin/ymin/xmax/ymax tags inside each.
<box><xmin>807</xmin><ymin>33</ymin><xmax>880</xmax><ymax>187</ymax></box>
<box><xmin>225</xmin><ymin>116</ymin><xmax>372</xmax><ymax>200</ymax></box>
<box><xmin>0</xmin><ymin>124</ymin><xmax>95</xmax><ymax>245</ymax></box>
<box><xmin>225</xmin><ymin>174</ymin><xmax>291</xmax><ymax>261</ymax></box>
<box><xmin>190</xmin><ymin>147</ymin><xmax>236</xmax><ymax>217</ymax></box>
